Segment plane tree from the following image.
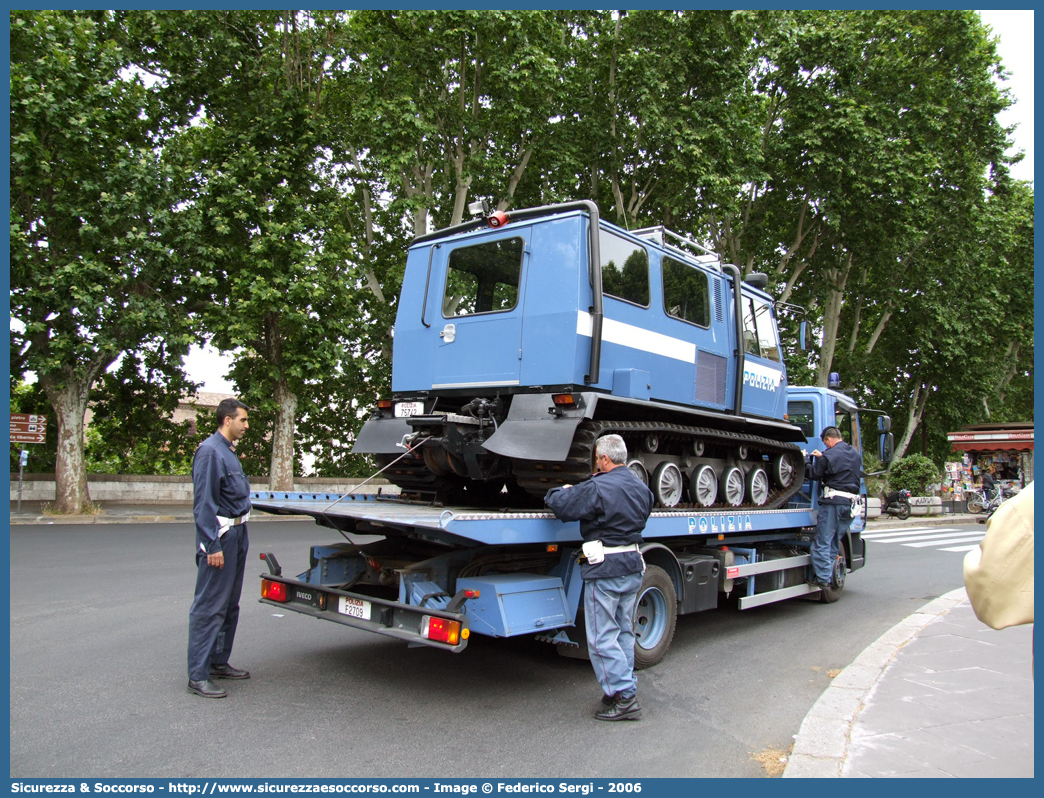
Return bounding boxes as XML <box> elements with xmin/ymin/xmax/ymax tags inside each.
<box><xmin>9</xmin><ymin>10</ymin><xmax>196</xmax><ymax>512</ymax></box>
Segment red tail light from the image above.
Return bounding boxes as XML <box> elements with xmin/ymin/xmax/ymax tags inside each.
<box><xmin>421</xmin><ymin>616</ymin><xmax>462</xmax><ymax>645</ymax></box>
<box><xmin>377</xmin><ymin>399</ymin><xmax>393</xmax><ymax>410</ymax></box>
<box><xmin>261</xmin><ymin>579</ymin><xmax>288</xmax><ymax>602</ymax></box>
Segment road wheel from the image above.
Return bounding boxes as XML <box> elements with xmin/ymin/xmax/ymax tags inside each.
<box><xmin>894</xmin><ymin>500</ymin><xmax>911</xmax><ymax>521</ymax></box>
<box><xmin>967</xmin><ymin>494</ymin><xmax>984</xmax><ymax>514</ymax></box>
<box><xmin>818</xmin><ymin>555</ymin><xmax>846</xmax><ymax>604</ymax></box>
<box><xmin>745</xmin><ymin>467</ymin><xmax>770</xmax><ymax>506</ymax></box>
<box><xmin>651</xmin><ymin>462</ymin><xmax>684</xmax><ymax>508</ymax></box>
<box><xmin>627</xmin><ymin>459</ymin><xmax>648</xmax><ymax>486</ymax></box>
<box><xmin>633</xmin><ymin>565</ymin><xmax>677</xmax><ymax>669</ymax></box>
<box><xmin>689</xmin><ymin>464</ymin><xmax>718</xmax><ymax>507</ymax></box>
<box><xmin>772</xmin><ymin>453</ymin><xmax>797</xmax><ymax>489</ymax></box>
<box><xmin>720</xmin><ymin>466</ymin><xmax>745</xmax><ymax>506</ymax></box>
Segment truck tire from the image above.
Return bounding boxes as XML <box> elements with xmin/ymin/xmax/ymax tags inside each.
<box><xmin>817</xmin><ymin>555</ymin><xmax>846</xmax><ymax>604</ymax></box>
<box><xmin>632</xmin><ymin>565</ymin><xmax>677</xmax><ymax>669</ymax></box>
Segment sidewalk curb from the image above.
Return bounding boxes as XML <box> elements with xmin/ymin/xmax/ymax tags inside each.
<box><xmin>782</xmin><ymin>587</ymin><xmax>969</xmax><ymax>778</ymax></box>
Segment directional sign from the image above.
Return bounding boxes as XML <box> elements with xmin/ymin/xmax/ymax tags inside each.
<box><xmin>10</xmin><ymin>413</ymin><xmax>47</xmax><ymax>444</ymax></box>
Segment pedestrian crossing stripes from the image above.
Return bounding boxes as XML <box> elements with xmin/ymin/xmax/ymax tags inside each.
<box><xmin>862</xmin><ymin>526</ymin><xmax>984</xmax><ymax>553</ymax></box>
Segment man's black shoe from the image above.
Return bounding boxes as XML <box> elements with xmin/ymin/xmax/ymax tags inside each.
<box><xmin>210</xmin><ymin>663</ymin><xmax>250</xmax><ymax>680</ymax></box>
<box><xmin>601</xmin><ymin>692</ymin><xmax>617</xmax><ymax>706</ymax></box>
<box><xmin>805</xmin><ymin>578</ymin><xmax>828</xmax><ymax>590</ymax></box>
<box><xmin>187</xmin><ymin>679</ymin><xmax>227</xmax><ymax>699</ymax></box>
<box><xmin>595</xmin><ymin>694</ymin><xmax>641</xmax><ymax>721</ymax></box>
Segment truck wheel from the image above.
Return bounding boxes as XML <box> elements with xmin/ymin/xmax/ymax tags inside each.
<box><xmin>689</xmin><ymin>464</ymin><xmax>717</xmax><ymax>507</ymax></box>
<box><xmin>818</xmin><ymin>556</ymin><xmax>846</xmax><ymax>604</ymax></box>
<box><xmin>632</xmin><ymin>565</ymin><xmax>677</xmax><ymax>669</ymax></box>
<box><xmin>720</xmin><ymin>466</ymin><xmax>745</xmax><ymax>506</ymax></box>
<box><xmin>745</xmin><ymin>467</ymin><xmax>770</xmax><ymax>506</ymax></box>
<box><xmin>652</xmin><ymin>462</ymin><xmax>684</xmax><ymax>507</ymax></box>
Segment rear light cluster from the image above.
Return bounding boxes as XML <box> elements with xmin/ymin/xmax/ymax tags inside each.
<box><xmin>421</xmin><ymin>616</ymin><xmax>467</xmax><ymax>645</ymax></box>
<box><xmin>261</xmin><ymin>579</ymin><xmax>288</xmax><ymax>603</ymax></box>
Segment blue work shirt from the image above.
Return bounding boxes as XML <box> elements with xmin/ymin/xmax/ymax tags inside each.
<box><xmin>545</xmin><ymin>466</ymin><xmax>654</xmax><ymax>579</ymax></box>
<box><xmin>806</xmin><ymin>439</ymin><xmax>862</xmax><ymax>505</ymax></box>
<box><xmin>192</xmin><ymin>431</ymin><xmax>252</xmax><ymax>555</ymax></box>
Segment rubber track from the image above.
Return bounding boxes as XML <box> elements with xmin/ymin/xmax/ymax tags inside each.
<box><xmin>512</xmin><ymin>420</ymin><xmax>806</xmax><ymax>511</ymax></box>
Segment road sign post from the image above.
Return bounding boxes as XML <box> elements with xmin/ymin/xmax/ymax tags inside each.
<box><xmin>11</xmin><ymin>415</ymin><xmax>47</xmax><ymax>513</ymax></box>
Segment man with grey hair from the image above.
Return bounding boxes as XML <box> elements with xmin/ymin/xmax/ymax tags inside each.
<box><xmin>544</xmin><ymin>434</ymin><xmax>654</xmax><ymax>721</ymax></box>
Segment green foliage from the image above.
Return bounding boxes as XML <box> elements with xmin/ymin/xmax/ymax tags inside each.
<box><xmin>887</xmin><ymin>454</ymin><xmax>942</xmax><ymax>496</ymax></box>
<box><xmin>862</xmin><ymin>452</ymin><xmax>888</xmax><ymax>498</ymax></box>
<box><xmin>84</xmin><ymin>351</ymin><xmax>202</xmax><ymax>475</ymax></box>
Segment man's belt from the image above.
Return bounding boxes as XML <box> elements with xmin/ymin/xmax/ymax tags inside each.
<box><xmin>603</xmin><ymin>543</ymin><xmax>641</xmax><ymax>555</ymax></box>
<box><xmin>216</xmin><ymin>511</ymin><xmax>251</xmax><ymax>536</ymax></box>
<box><xmin>822</xmin><ymin>487</ymin><xmax>860</xmax><ymax>501</ymax></box>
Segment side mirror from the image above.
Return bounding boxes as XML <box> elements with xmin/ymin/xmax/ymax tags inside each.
<box><xmin>877</xmin><ymin>415</ymin><xmax>892</xmax><ymax>433</ymax></box>
<box><xmin>798</xmin><ymin>320</ymin><xmax>810</xmax><ymax>351</ymax></box>
<box><xmin>879</xmin><ymin>432</ymin><xmax>894</xmax><ymax>464</ymax></box>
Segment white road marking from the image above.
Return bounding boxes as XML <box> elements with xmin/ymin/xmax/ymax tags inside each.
<box><xmin>902</xmin><ymin>534</ymin><xmax>987</xmax><ymax>548</ymax></box>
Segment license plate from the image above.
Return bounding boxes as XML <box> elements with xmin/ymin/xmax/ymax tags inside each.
<box><xmin>394</xmin><ymin>401</ymin><xmax>424</xmax><ymax>418</ymax></box>
<box><xmin>338</xmin><ymin>596</ymin><xmax>372</xmax><ymax>620</ymax></box>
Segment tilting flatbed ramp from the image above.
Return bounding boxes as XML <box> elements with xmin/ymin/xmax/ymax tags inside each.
<box><xmin>250</xmin><ymin>491</ymin><xmax>817</xmax><ymax>546</ymax></box>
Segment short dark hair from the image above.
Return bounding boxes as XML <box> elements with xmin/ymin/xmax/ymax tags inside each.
<box><xmin>821</xmin><ymin>426</ymin><xmax>843</xmax><ymax>441</ymax></box>
<box><xmin>216</xmin><ymin>398</ymin><xmax>249</xmax><ymax>428</ymax></box>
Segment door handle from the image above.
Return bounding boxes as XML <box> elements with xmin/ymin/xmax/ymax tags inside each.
<box><xmin>439</xmin><ymin>323</ymin><xmax>456</xmax><ymax>343</ymax></box>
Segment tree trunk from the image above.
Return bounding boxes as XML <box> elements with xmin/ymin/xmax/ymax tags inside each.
<box><xmin>891</xmin><ymin>380</ymin><xmax>932</xmax><ymax>461</ymax></box>
<box><xmin>268</xmin><ymin>377</ymin><xmax>298</xmax><ymax>491</ymax></box>
<box><xmin>816</xmin><ymin>252</ymin><xmax>853</xmax><ymax>386</ymax></box>
<box><xmin>41</xmin><ymin>375</ymin><xmax>92</xmax><ymax>514</ymax></box>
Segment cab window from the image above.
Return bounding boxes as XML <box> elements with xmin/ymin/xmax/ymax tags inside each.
<box><xmin>443</xmin><ymin>237</ymin><xmax>524</xmax><ymax>317</ymax></box>
<box><xmin>742</xmin><ymin>297</ymin><xmax>781</xmax><ymax>362</ymax></box>
<box><xmin>788</xmin><ymin>401</ymin><xmax>815</xmax><ymax>438</ymax></box>
<box><xmin>662</xmin><ymin>256</ymin><xmax>710</xmax><ymax>327</ymax></box>
<box><xmin>600</xmin><ymin>231</ymin><xmax>649</xmax><ymax>307</ymax></box>
<box><xmin>835</xmin><ymin>406</ymin><xmax>855</xmax><ymax>446</ymax></box>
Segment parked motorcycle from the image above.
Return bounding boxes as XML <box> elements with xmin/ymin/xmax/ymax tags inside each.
<box><xmin>881</xmin><ymin>488</ymin><xmax>912</xmax><ymax>520</ymax></box>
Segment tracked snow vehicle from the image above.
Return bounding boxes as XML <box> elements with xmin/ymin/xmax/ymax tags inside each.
<box><xmin>354</xmin><ymin>201</ymin><xmax>809</xmax><ymax>510</ymax></box>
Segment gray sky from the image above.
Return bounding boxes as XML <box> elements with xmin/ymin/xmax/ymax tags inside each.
<box><xmin>977</xmin><ymin>9</ymin><xmax>1034</xmax><ymax>184</ymax></box>
<box><xmin>186</xmin><ymin>10</ymin><xmax>1035</xmax><ymax>394</ymax></box>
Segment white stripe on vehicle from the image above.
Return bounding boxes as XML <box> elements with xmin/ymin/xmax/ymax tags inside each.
<box><xmin>577</xmin><ymin>311</ymin><xmax>696</xmax><ymax>363</ymax></box>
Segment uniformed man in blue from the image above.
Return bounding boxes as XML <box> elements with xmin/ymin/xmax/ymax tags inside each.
<box><xmin>544</xmin><ymin>434</ymin><xmax>653</xmax><ymax>721</ymax></box>
<box><xmin>805</xmin><ymin>426</ymin><xmax>863</xmax><ymax>590</ymax></box>
<box><xmin>187</xmin><ymin>398</ymin><xmax>252</xmax><ymax>698</ymax></box>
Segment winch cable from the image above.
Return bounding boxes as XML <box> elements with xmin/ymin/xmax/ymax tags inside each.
<box><xmin>319</xmin><ymin>436</ymin><xmax>434</xmax><ymax>542</ymax></box>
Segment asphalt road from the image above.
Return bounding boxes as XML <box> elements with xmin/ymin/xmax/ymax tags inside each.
<box><xmin>9</xmin><ymin>519</ymin><xmax>976</xmax><ymax>779</ymax></box>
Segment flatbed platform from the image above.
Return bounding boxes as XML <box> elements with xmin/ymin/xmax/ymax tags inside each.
<box><xmin>250</xmin><ymin>491</ymin><xmax>818</xmax><ymax>546</ymax></box>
